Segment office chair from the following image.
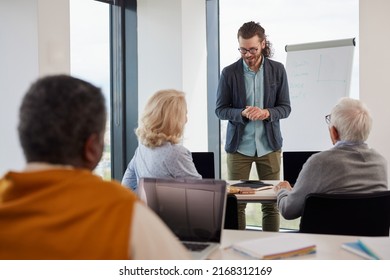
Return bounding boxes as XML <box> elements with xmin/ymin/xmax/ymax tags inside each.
<box><xmin>224</xmin><ymin>194</ymin><xmax>239</xmax><ymax>229</ymax></box>
<box><xmin>299</xmin><ymin>191</ymin><xmax>390</xmax><ymax>236</ymax></box>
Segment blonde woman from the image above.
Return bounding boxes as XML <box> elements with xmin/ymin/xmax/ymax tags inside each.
<box><xmin>122</xmin><ymin>89</ymin><xmax>201</xmax><ymax>192</ymax></box>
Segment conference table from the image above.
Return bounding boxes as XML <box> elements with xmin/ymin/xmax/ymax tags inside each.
<box><xmin>209</xmin><ymin>229</ymin><xmax>364</xmax><ymax>260</ymax></box>
<box><xmin>225</xmin><ymin>180</ymin><xmax>285</xmax><ymax>231</ymax></box>
<box><xmin>220</xmin><ymin>181</ymin><xmax>374</xmax><ymax>260</ymax></box>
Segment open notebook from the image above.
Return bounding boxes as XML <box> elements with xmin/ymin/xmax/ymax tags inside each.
<box><xmin>231</xmin><ymin>235</ymin><xmax>316</xmax><ymax>259</ymax></box>
<box><xmin>138</xmin><ymin>177</ymin><xmax>227</xmax><ymax>260</ymax></box>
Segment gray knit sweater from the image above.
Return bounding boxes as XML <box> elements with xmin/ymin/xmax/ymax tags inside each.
<box><xmin>277</xmin><ymin>143</ymin><xmax>388</xmax><ymax>219</ymax></box>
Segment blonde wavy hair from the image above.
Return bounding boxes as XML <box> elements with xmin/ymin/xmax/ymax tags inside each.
<box><xmin>136</xmin><ymin>89</ymin><xmax>187</xmax><ymax>148</ymax></box>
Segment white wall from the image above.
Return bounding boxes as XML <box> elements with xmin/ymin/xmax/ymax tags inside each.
<box><xmin>0</xmin><ymin>0</ymin><xmax>70</xmax><ymax>175</ymax></box>
<box><xmin>0</xmin><ymin>0</ymin><xmax>39</xmax><ymax>174</ymax></box>
<box><xmin>360</xmin><ymin>0</ymin><xmax>390</xmax><ymax>183</ymax></box>
<box><xmin>38</xmin><ymin>0</ymin><xmax>70</xmax><ymax>76</ymax></box>
<box><xmin>137</xmin><ymin>0</ymin><xmax>208</xmax><ymax>151</ymax></box>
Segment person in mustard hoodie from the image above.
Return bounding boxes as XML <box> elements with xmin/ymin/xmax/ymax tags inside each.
<box><xmin>0</xmin><ymin>74</ymin><xmax>190</xmax><ymax>260</ymax></box>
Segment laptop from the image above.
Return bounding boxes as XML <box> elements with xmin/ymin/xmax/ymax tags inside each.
<box><xmin>138</xmin><ymin>177</ymin><xmax>227</xmax><ymax>259</ymax></box>
<box><xmin>283</xmin><ymin>151</ymin><xmax>319</xmax><ymax>186</ymax></box>
<box><xmin>191</xmin><ymin>152</ymin><xmax>215</xmax><ymax>179</ymax></box>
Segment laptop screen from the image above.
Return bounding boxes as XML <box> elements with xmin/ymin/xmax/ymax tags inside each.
<box><xmin>283</xmin><ymin>151</ymin><xmax>319</xmax><ymax>185</ymax></box>
<box><xmin>139</xmin><ymin>177</ymin><xmax>226</xmax><ymax>243</ymax></box>
<box><xmin>191</xmin><ymin>152</ymin><xmax>215</xmax><ymax>179</ymax></box>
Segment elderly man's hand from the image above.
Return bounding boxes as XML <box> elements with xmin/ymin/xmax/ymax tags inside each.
<box><xmin>273</xmin><ymin>181</ymin><xmax>292</xmax><ymax>193</ymax></box>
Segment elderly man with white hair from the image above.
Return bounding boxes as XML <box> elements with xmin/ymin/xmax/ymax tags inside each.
<box><xmin>274</xmin><ymin>97</ymin><xmax>388</xmax><ymax>220</ymax></box>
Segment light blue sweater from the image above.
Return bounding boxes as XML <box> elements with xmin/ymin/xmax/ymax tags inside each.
<box><xmin>121</xmin><ymin>142</ymin><xmax>202</xmax><ymax>193</ymax></box>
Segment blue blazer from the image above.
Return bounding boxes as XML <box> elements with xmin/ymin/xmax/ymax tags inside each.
<box><xmin>215</xmin><ymin>57</ymin><xmax>291</xmax><ymax>153</ymax></box>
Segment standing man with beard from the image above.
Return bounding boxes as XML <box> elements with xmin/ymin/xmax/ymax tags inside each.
<box><xmin>215</xmin><ymin>21</ymin><xmax>291</xmax><ymax>231</ymax></box>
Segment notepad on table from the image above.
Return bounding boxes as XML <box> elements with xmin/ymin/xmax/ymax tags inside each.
<box><xmin>342</xmin><ymin>237</ymin><xmax>390</xmax><ymax>260</ymax></box>
<box><xmin>227</xmin><ymin>185</ymin><xmax>272</xmax><ymax>194</ymax></box>
<box><xmin>235</xmin><ymin>187</ymin><xmax>256</xmax><ymax>194</ymax></box>
<box><xmin>341</xmin><ymin>242</ymin><xmax>376</xmax><ymax>260</ymax></box>
<box><xmin>231</xmin><ymin>235</ymin><xmax>316</xmax><ymax>260</ymax></box>
<box><xmin>229</xmin><ymin>181</ymin><xmax>273</xmax><ymax>194</ymax></box>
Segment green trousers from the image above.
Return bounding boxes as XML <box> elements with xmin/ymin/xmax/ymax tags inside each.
<box><xmin>227</xmin><ymin>151</ymin><xmax>281</xmax><ymax>231</ymax></box>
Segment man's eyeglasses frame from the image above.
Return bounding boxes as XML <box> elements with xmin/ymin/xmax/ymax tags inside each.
<box><xmin>325</xmin><ymin>114</ymin><xmax>331</xmax><ymax>125</ymax></box>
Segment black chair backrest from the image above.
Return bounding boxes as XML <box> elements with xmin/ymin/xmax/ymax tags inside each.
<box><xmin>283</xmin><ymin>151</ymin><xmax>319</xmax><ymax>186</ymax></box>
<box><xmin>224</xmin><ymin>194</ymin><xmax>239</xmax><ymax>229</ymax></box>
<box><xmin>191</xmin><ymin>152</ymin><xmax>215</xmax><ymax>179</ymax></box>
<box><xmin>299</xmin><ymin>191</ymin><xmax>390</xmax><ymax>236</ymax></box>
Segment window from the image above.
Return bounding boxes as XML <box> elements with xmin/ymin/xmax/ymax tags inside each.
<box><xmin>70</xmin><ymin>0</ymin><xmax>111</xmax><ymax>179</ymax></box>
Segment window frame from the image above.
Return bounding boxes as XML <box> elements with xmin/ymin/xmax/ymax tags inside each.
<box><xmin>109</xmin><ymin>0</ymin><xmax>220</xmax><ymax>180</ymax></box>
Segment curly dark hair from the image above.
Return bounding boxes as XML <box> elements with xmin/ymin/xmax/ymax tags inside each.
<box><xmin>237</xmin><ymin>21</ymin><xmax>273</xmax><ymax>58</ymax></box>
<box><xmin>18</xmin><ymin>75</ymin><xmax>106</xmax><ymax>166</ymax></box>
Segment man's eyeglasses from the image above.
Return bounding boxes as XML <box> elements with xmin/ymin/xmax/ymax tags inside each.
<box><xmin>325</xmin><ymin>114</ymin><xmax>331</xmax><ymax>124</ymax></box>
<box><xmin>238</xmin><ymin>47</ymin><xmax>258</xmax><ymax>55</ymax></box>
